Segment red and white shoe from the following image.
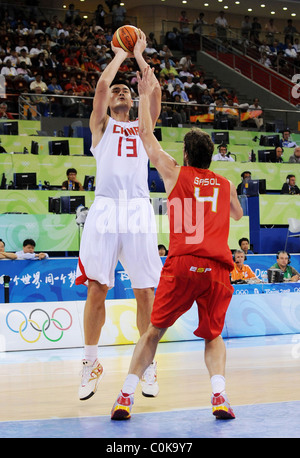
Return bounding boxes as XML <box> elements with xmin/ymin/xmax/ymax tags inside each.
<box><xmin>211</xmin><ymin>392</ymin><xmax>235</xmax><ymax>419</ymax></box>
<box><xmin>111</xmin><ymin>391</ymin><xmax>134</xmax><ymax>420</ymax></box>
<box><xmin>78</xmin><ymin>359</ymin><xmax>104</xmax><ymax>400</ymax></box>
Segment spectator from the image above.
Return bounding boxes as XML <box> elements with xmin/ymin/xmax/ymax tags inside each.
<box><xmin>193</xmin><ymin>12</ymin><xmax>207</xmax><ymax>35</ymax></box>
<box><xmin>230</xmin><ymin>250</ymin><xmax>258</xmax><ymax>283</ymax></box>
<box><xmin>0</xmin><ymin>103</ymin><xmax>14</xmax><ymax>119</ymax></box>
<box><xmin>237</xmin><ymin>171</ymin><xmax>252</xmax><ymax>195</ymax></box>
<box><xmin>251</xmin><ymin>17</ymin><xmax>262</xmax><ymax>44</ymax></box>
<box><xmin>289</xmin><ymin>146</ymin><xmax>300</xmax><ymax>163</ymax></box>
<box><xmin>238</xmin><ymin>237</ymin><xmax>254</xmax><ymax>254</ymax></box>
<box><xmin>172</xmin><ymin>84</ymin><xmax>189</xmax><ymax>102</ymax></box>
<box><xmin>158</xmin><ymin>244</ymin><xmax>167</xmax><ymax>256</ymax></box>
<box><xmin>269</xmin><ymin>146</ymin><xmax>284</xmax><ymax>163</ymax></box>
<box><xmin>0</xmin><ymin>239</ymin><xmax>17</xmax><ymax>260</ymax></box>
<box><xmin>179</xmin><ymin>10</ymin><xmax>190</xmax><ymax>35</ymax></box>
<box><xmin>215</xmin><ymin>11</ymin><xmax>229</xmax><ymax>40</ymax></box>
<box><xmin>29</xmin><ymin>74</ymin><xmax>48</xmax><ymax>92</ymax></box>
<box><xmin>265</xmin><ymin>18</ymin><xmax>279</xmax><ymax>44</ymax></box>
<box><xmin>15</xmin><ymin>239</ymin><xmax>49</xmax><ymax>260</ymax></box>
<box><xmin>62</xmin><ymin>168</ymin><xmax>84</xmax><ymax>190</ymax></box>
<box><xmin>1</xmin><ymin>60</ymin><xmax>17</xmax><ymax>78</ymax></box>
<box><xmin>249</xmin><ymin>98</ymin><xmax>264</xmax><ymax>130</ymax></box>
<box><xmin>17</xmin><ymin>48</ymin><xmax>32</xmax><ymax>67</ymax></box>
<box><xmin>281</xmin><ymin>174</ymin><xmax>300</xmax><ymax>195</ymax></box>
<box><xmin>280</xmin><ymin>130</ymin><xmax>297</xmax><ymax>148</ymax></box>
<box><xmin>285</xmin><ymin>43</ymin><xmax>297</xmax><ymax>59</ymax></box>
<box><xmin>269</xmin><ymin>251</ymin><xmax>299</xmax><ymax>282</ymax></box>
<box><xmin>112</xmin><ymin>1</ymin><xmax>126</xmax><ymax>31</ymax></box>
<box><xmin>212</xmin><ymin>143</ymin><xmax>234</xmax><ymax>162</ymax></box>
<box><xmin>16</xmin><ymin>62</ymin><xmax>35</xmax><ymax>83</ymax></box>
<box><xmin>241</xmin><ymin>15</ymin><xmax>252</xmax><ymax>41</ymax></box>
<box><xmin>284</xmin><ymin>19</ymin><xmax>298</xmax><ymax>45</ymax></box>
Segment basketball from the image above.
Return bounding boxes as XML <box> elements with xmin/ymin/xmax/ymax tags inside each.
<box><xmin>112</xmin><ymin>25</ymin><xmax>140</xmax><ymax>53</ymax></box>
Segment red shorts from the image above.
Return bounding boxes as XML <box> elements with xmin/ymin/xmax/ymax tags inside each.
<box><xmin>151</xmin><ymin>255</ymin><xmax>234</xmax><ymax>340</ymax></box>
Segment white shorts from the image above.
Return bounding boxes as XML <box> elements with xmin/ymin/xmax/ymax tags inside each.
<box><xmin>76</xmin><ymin>196</ymin><xmax>162</xmax><ymax>289</ymax></box>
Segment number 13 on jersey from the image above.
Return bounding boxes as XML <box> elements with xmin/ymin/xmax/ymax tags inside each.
<box><xmin>117</xmin><ymin>137</ymin><xmax>137</xmax><ymax>157</ymax></box>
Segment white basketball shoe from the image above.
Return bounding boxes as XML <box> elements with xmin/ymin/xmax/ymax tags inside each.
<box><xmin>141</xmin><ymin>361</ymin><xmax>159</xmax><ymax>397</ymax></box>
<box><xmin>78</xmin><ymin>359</ymin><xmax>104</xmax><ymax>400</ymax></box>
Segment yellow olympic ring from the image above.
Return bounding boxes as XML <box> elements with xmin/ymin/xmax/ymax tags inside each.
<box><xmin>19</xmin><ymin>319</ymin><xmax>42</xmax><ymax>344</ymax></box>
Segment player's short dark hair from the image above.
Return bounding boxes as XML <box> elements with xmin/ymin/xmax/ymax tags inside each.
<box><xmin>110</xmin><ymin>79</ymin><xmax>132</xmax><ymax>92</ymax></box>
<box><xmin>183</xmin><ymin>127</ymin><xmax>214</xmax><ymax>169</ymax></box>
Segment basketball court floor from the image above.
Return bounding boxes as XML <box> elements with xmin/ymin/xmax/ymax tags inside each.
<box><xmin>0</xmin><ymin>334</ymin><xmax>300</xmax><ymax>438</ymax></box>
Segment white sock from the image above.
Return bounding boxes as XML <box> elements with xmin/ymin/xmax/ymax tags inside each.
<box><xmin>211</xmin><ymin>374</ymin><xmax>225</xmax><ymax>395</ymax></box>
<box><xmin>84</xmin><ymin>345</ymin><xmax>98</xmax><ymax>363</ymax></box>
<box><xmin>122</xmin><ymin>374</ymin><xmax>140</xmax><ymax>395</ymax></box>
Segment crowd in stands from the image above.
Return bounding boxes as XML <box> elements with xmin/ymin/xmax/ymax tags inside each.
<box><xmin>0</xmin><ymin>4</ymin><xmax>297</xmax><ymax>128</ymax></box>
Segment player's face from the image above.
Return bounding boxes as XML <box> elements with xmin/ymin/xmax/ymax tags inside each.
<box><xmin>110</xmin><ymin>84</ymin><xmax>132</xmax><ymax>111</ymax></box>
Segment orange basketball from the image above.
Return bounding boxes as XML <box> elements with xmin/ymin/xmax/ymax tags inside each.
<box><xmin>112</xmin><ymin>25</ymin><xmax>140</xmax><ymax>53</ymax></box>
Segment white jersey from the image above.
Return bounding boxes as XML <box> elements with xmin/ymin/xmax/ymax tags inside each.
<box><xmin>91</xmin><ymin>117</ymin><xmax>150</xmax><ymax>200</ymax></box>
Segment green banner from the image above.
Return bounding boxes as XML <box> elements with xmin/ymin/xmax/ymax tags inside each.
<box><xmin>0</xmin><ymin>214</ymin><xmax>79</xmax><ymax>251</ymax></box>
<box><xmin>0</xmin><ymin>190</ymin><xmax>95</xmax><ymax>214</ymax></box>
<box><xmin>260</xmin><ymin>195</ymin><xmax>300</xmax><ymax>225</ymax></box>
<box><xmin>0</xmin><ymin>135</ymin><xmax>84</xmax><ymax>156</ymax></box>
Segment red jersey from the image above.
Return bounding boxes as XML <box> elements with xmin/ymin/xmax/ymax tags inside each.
<box><xmin>167</xmin><ymin>166</ymin><xmax>234</xmax><ymax>270</ymax></box>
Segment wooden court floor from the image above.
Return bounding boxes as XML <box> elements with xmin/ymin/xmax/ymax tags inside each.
<box><xmin>0</xmin><ymin>335</ymin><xmax>300</xmax><ymax>437</ymax></box>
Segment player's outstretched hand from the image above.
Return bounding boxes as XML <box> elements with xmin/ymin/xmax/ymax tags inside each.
<box><xmin>137</xmin><ymin>66</ymin><xmax>156</xmax><ymax>95</ymax></box>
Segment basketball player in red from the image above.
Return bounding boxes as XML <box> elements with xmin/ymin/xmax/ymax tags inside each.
<box><xmin>111</xmin><ymin>67</ymin><xmax>243</xmax><ymax>420</ymax></box>
<box><xmin>76</xmin><ymin>33</ymin><xmax>162</xmax><ymax>400</ymax></box>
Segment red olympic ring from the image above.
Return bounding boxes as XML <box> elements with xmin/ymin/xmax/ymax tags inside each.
<box><xmin>51</xmin><ymin>308</ymin><xmax>73</xmax><ymax>331</ymax></box>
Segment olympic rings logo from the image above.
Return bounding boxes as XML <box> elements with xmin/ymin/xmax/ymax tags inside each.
<box><xmin>6</xmin><ymin>308</ymin><xmax>73</xmax><ymax>343</ymax></box>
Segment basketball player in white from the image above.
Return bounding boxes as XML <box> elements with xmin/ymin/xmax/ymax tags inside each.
<box><xmin>76</xmin><ymin>31</ymin><xmax>162</xmax><ymax>400</ymax></box>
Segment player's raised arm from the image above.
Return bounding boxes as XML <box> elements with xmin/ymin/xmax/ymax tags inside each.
<box><xmin>229</xmin><ymin>181</ymin><xmax>243</xmax><ymax>220</ymax></box>
<box><xmin>134</xmin><ymin>32</ymin><xmax>161</xmax><ymax>128</ymax></box>
<box><xmin>90</xmin><ymin>43</ymin><xmax>128</xmax><ymax>144</ymax></box>
<box><xmin>137</xmin><ymin>67</ymin><xmax>179</xmax><ymax>195</ymax></box>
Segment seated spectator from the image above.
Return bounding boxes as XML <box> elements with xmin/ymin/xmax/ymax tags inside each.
<box><xmin>238</xmin><ymin>237</ymin><xmax>254</xmax><ymax>254</ymax></box>
<box><xmin>280</xmin><ymin>129</ymin><xmax>297</xmax><ymax>148</ymax></box>
<box><xmin>48</xmin><ymin>77</ymin><xmax>64</xmax><ymax>95</ymax></box>
<box><xmin>17</xmin><ymin>48</ymin><xmax>32</xmax><ymax>67</ymax></box>
<box><xmin>62</xmin><ymin>168</ymin><xmax>84</xmax><ymax>190</ymax></box>
<box><xmin>289</xmin><ymin>146</ymin><xmax>300</xmax><ymax>163</ymax></box>
<box><xmin>281</xmin><ymin>174</ymin><xmax>300</xmax><ymax>195</ymax></box>
<box><xmin>158</xmin><ymin>244</ymin><xmax>167</xmax><ymax>256</ymax></box>
<box><xmin>196</xmin><ymin>75</ymin><xmax>207</xmax><ymax>91</ymax></box>
<box><xmin>0</xmin><ymin>239</ymin><xmax>17</xmax><ymax>260</ymax></box>
<box><xmin>167</xmin><ymin>73</ymin><xmax>184</xmax><ymax>92</ymax></box>
<box><xmin>30</xmin><ymin>87</ymin><xmax>50</xmax><ymax>116</ymax></box>
<box><xmin>0</xmin><ymin>103</ymin><xmax>14</xmax><ymax>119</ymax></box>
<box><xmin>172</xmin><ymin>84</ymin><xmax>189</xmax><ymax>102</ymax></box>
<box><xmin>230</xmin><ymin>250</ymin><xmax>259</xmax><ymax>283</ymax></box>
<box><xmin>30</xmin><ymin>74</ymin><xmax>48</xmax><ymax>93</ymax></box>
<box><xmin>285</xmin><ymin>43</ymin><xmax>297</xmax><ymax>59</ymax></box>
<box><xmin>269</xmin><ymin>251</ymin><xmax>299</xmax><ymax>282</ymax></box>
<box><xmin>160</xmin><ymin>61</ymin><xmax>178</xmax><ymax>78</ymax></box>
<box><xmin>248</xmin><ymin>98</ymin><xmax>264</xmax><ymax>130</ymax></box>
<box><xmin>212</xmin><ymin>143</ymin><xmax>234</xmax><ymax>162</ymax></box>
<box><xmin>268</xmin><ymin>146</ymin><xmax>284</xmax><ymax>163</ymax></box>
<box><xmin>237</xmin><ymin>171</ymin><xmax>252</xmax><ymax>195</ymax></box>
<box><xmin>15</xmin><ymin>239</ymin><xmax>49</xmax><ymax>260</ymax></box>
<box><xmin>64</xmin><ymin>51</ymin><xmax>80</xmax><ymax>70</ymax></box>
<box><xmin>16</xmin><ymin>62</ymin><xmax>35</xmax><ymax>83</ymax></box>
<box><xmin>259</xmin><ymin>52</ymin><xmax>272</xmax><ymax>68</ymax></box>
<box><xmin>1</xmin><ymin>60</ymin><xmax>17</xmax><ymax>78</ymax></box>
